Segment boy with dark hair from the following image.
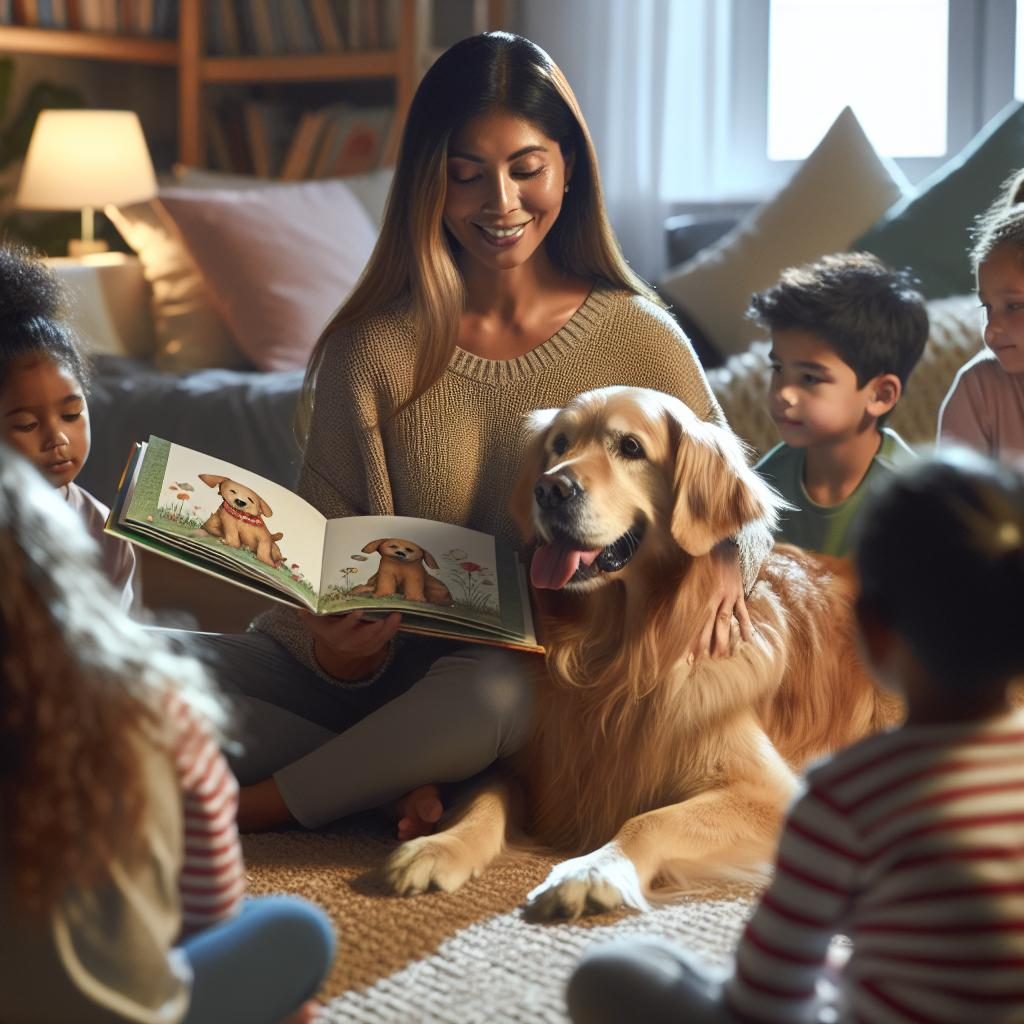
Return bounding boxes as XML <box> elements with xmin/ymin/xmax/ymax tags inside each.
<box><xmin>749</xmin><ymin>252</ymin><xmax>929</xmax><ymax>556</ymax></box>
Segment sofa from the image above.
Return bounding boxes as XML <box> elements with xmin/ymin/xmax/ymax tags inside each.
<box><xmin>61</xmin><ymin>98</ymin><xmax>1021</xmax><ymax>625</ymax></box>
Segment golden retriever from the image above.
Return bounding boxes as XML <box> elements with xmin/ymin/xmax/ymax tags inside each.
<box><xmin>384</xmin><ymin>387</ymin><xmax>898</xmax><ymax>918</ymax></box>
<box><xmin>198</xmin><ymin>473</ymin><xmax>285</xmax><ymax>569</ymax></box>
<box><xmin>350</xmin><ymin>537</ymin><xmax>455</xmax><ymax>605</ymax></box>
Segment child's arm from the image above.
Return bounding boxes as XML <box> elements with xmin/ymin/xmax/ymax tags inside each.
<box><xmin>937</xmin><ymin>365</ymin><xmax>993</xmax><ymax>455</ymax></box>
<box><xmin>169</xmin><ymin>696</ymin><xmax>246</xmax><ymax>936</ymax></box>
<box><xmin>723</xmin><ymin>785</ymin><xmax>859</xmax><ymax>1023</ymax></box>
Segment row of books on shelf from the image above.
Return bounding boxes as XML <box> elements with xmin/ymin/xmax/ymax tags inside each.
<box><xmin>208</xmin><ymin>0</ymin><xmax>400</xmax><ymax>55</ymax></box>
<box><xmin>208</xmin><ymin>100</ymin><xmax>393</xmax><ymax>179</ymax></box>
<box><xmin>0</xmin><ymin>1</ymin><xmax>400</xmax><ymax>52</ymax></box>
<box><xmin>0</xmin><ymin>0</ymin><xmax>177</xmax><ymax>36</ymax></box>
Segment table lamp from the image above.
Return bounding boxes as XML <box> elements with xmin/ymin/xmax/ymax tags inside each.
<box><xmin>15</xmin><ymin>109</ymin><xmax>157</xmax><ymax>257</ymax></box>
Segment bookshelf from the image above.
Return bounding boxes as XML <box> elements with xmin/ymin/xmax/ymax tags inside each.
<box><xmin>0</xmin><ymin>0</ymin><xmax>507</xmax><ymax>172</ymax></box>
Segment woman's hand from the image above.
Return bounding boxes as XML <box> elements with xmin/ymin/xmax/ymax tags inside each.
<box><xmin>299</xmin><ymin>609</ymin><xmax>401</xmax><ymax>680</ymax></box>
<box><xmin>693</xmin><ymin>539</ymin><xmax>752</xmax><ymax>660</ymax></box>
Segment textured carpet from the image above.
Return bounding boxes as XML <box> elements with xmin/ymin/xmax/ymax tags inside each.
<box><xmin>242</xmin><ymin>822</ymin><xmax>759</xmax><ymax>1023</ymax></box>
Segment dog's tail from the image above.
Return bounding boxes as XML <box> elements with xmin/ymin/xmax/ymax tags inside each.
<box><xmin>271</xmin><ymin>532</ymin><xmax>283</xmax><ymax>541</ymax></box>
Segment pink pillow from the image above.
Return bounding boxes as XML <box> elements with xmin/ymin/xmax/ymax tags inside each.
<box><xmin>158</xmin><ymin>180</ymin><xmax>378</xmax><ymax>371</ymax></box>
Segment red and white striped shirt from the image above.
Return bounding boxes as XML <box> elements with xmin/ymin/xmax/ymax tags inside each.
<box><xmin>167</xmin><ymin>694</ymin><xmax>245</xmax><ymax>936</ymax></box>
<box><xmin>725</xmin><ymin>710</ymin><xmax>1024</xmax><ymax>1024</ymax></box>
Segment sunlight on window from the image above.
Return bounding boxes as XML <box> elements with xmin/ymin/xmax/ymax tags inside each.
<box><xmin>768</xmin><ymin>0</ymin><xmax>948</xmax><ymax>160</ymax></box>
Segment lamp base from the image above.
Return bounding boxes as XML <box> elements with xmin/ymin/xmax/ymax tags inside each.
<box><xmin>68</xmin><ymin>238</ymin><xmax>109</xmax><ymax>258</ymax></box>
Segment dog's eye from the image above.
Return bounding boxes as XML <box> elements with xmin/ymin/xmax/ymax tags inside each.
<box><xmin>551</xmin><ymin>433</ymin><xmax>569</xmax><ymax>456</ymax></box>
<box><xmin>619</xmin><ymin>435</ymin><xmax>645</xmax><ymax>460</ymax></box>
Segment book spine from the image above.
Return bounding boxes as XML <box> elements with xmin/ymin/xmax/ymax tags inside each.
<box><xmin>309</xmin><ymin>0</ymin><xmax>342</xmax><ymax>50</ymax></box>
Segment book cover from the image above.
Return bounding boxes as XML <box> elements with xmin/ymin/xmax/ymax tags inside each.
<box><xmin>279</xmin><ymin>107</ymin><xmax>330</xmax><ymax>180</ymax></box>
<box><xmin>314</xmin><ymin>105</ymin><xmax>391</xmax><ymax>178</ymax></box>
<box><xmin>108</xmin><ymin>438</ymin><xmax>542</xmax><ymax>653</ymax></box>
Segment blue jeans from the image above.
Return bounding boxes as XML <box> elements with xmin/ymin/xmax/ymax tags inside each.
<box><xmin>179</xmin><ymin>896</ymin><xmax>335</xmax><ymax>1024</ymax></box>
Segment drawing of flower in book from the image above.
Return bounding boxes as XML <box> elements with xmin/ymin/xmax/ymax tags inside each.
<box><xmin>442</xmin><ymin>550</ymin><xmax>499</xmax><ymax>613</ymax></box>
<box><xmin>349</xmin><ymin>537</ymin><xmax>455</xmax><ymax>606</ymax></box>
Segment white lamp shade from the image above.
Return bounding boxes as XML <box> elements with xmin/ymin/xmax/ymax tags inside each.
<box><xmin>15</xmin><ymin>109</ymin><xmax>157</xmax><ymax>211</ymax></box>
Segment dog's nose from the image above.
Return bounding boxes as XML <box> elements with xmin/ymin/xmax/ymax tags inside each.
<box><xmin>233</xmin><ymin>499</ymin><xmax>247</xmax><ymax>508</ymax></box>
<box><xmin>534</xmin><ymin>472</ymin><xmax>582</xmax><ymax>510</ymax></box>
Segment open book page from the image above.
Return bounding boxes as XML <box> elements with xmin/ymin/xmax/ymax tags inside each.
<box><xmin>319</xmin><ymin>515</ymin><xmax>537</xmax><ymax>645</ymax></box>
<box><xmin>118</xmin><ymin>437</ymin><xmax>328</xmax><ymax>609</ymax></box>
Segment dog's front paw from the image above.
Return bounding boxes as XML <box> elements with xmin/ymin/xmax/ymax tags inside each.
<box><xmin>524</xmin><ymin>846</ymin><xmax>649</xmax><ymax>921</ymax></box>
<box><xmin>383</xmin><ymin>834</ymin><xmax>481</xmax><ymax>895</ymax></box>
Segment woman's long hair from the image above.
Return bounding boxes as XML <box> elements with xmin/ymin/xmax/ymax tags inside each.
<box><xmin>298</xmin><ymin>31</ymin><xmax>657</xmax><ymax>438</ymax></box>
<box><xmin>0</xmin><ymin>446</ymin><xmax>229</xmax><ymax>914</ymax></box>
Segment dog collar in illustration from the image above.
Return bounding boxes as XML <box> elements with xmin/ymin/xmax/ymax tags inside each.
<box><xmin>220</xmin><ymin>499</ymin><xmax>265</xmax><ymax>527</ymax></box>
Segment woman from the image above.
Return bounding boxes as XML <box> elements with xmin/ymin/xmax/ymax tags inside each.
<box><xmin>194</xmin><ymin>32</ymin><xmax>771</xmax><ymax>836</ymax></box>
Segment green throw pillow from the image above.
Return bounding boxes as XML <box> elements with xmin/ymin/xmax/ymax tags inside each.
<box><xmin>855</xmin><ymin>100</ymin><xmax>1024</xmax><ymax>298</ymax></box>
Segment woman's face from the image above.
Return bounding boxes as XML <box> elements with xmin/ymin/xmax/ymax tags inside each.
<box><xmin>443</xmin><ymin>109</ymin><xmax>573</xmax><ymax>274</ymax></box>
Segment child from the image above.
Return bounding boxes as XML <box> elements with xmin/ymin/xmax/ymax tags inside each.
<box><xmin>568</xmin><ymin>447</ymin><xmax>1024</xmax><ymax>1024</ymax></box>
<box><xmin>939</xmin><ymin>171</ymin><xmax>1024</xmax><ymax>461</ymax></box>
<box><xmin>0</xmin><ymin>443</ymin><xmax>335</xmax><ymax>1023</ymax></box>
<box><xmin>750</xmin><ymin>252</ymin><xmax>929</xmax><ymax>556</ymax></box>
<box><xmin>0</xmin><ymin>242</ymin><xmax>141</xmax><ymax>613</ymax></box>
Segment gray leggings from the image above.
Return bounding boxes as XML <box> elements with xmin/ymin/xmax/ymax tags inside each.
<box><xmin>171</xmin><ymin>630</ymin><xmax>535</xmax><ymax>828</ymax></box>
<box><xmin>567</xmin><ymin>939</ymin><xmax>733</xmax><ymax>1024</ymax></box>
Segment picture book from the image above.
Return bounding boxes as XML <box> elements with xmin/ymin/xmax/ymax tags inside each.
<box><xmin>107</xmin><ymin>438</ymin><xmax>542</xmax><ymax>653</ymax></box>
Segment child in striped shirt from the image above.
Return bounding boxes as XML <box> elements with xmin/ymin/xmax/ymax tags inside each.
<box><xmin>568</xmin><ymin>447</ymin><xmax>1024</xmax><ymax>1024</ymax></box>
<box><xmin>0</xmin><ymin>444</ymin><xmax>334</xmax><ymax>1024</ymax></box>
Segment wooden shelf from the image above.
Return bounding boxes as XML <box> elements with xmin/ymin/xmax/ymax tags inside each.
<box><xmin>0</xmin><ymin>25</ymin><xmax>176</xmax><ymax>65</ymax></box>
<box><xmin>201</xmin><ymin>50</ymin><xmax>401</xmax><ymax>85</ymax></box>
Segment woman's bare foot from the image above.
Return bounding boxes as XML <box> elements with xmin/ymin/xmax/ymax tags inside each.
<box><xmin>395</xmin><ymin>784</ymin><xmax>444</xmax><ymax>841</ymax></box>
<box><xmin>237</xmin><ymin>778</ymin><xmax>297</xmax><ymax>833</ymax></box>
<box><xmin>279</xmin><ymin>998</ymin><xmax>321</xmax><ymax>1024</ymax></box>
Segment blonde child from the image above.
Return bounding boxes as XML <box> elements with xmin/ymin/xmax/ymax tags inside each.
<box><xmin>0</xmin><ymin>443</ymin><xmax>334</xmax><ymax>1023</ymax></box>
<box><xmin>568</xmin><ymin>447</ymin><xmax>1024</xmax><ymax>1024</ymax></box>
<box><xmin>939</xmin><ymin>172</ymin><xmax>1024</xmax><ymax>461</ymax></box>
<box><xmin>750</xmin><ymin>253</ymin><xmax>929</xmax><ymax>556</ymax></box>
<box><xmin>0</xmin><ymin>242</ymin><xmax>141</xmax><ymax>613</ymax></box>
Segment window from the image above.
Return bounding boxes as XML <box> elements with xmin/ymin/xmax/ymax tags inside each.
<box><xmin>767</xmin><ymin>0</ymin><xmax>948</xmax><ymax>160</ymax></box>
<box><xmin>678</xmin><ymin>0</ymin><xmax>1017</xmax><ymax>202</ymax></box>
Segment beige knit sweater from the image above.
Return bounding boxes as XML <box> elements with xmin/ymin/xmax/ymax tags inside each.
<box><xmin>256</xmin><ymin>287</ymin><xmax>771</xmax><ymax>676</ymax></box>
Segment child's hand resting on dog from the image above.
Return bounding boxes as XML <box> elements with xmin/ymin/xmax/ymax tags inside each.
<box><xmin>300</xmin><ymin>609</ymin><xmax>401</xmax><ymax>681</ymax></box>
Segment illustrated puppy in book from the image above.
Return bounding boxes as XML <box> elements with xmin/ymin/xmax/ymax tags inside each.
<box><xmin>384</xmin><ymin>386</ymin><xmax>900</xmax><ymax>918</ymax></box>
<box><xmin>351</xmin><ymin>538</ymin><xmax>455</xmax><ymax>606</ymax></box>
<box><xmin>197</xmin><ymin>473</ymin><xmax>285</xmax><ymax>569</ymax></box>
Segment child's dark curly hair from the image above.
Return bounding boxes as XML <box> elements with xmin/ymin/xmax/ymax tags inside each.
<box><xmin>0</xmin><ymin>243</ymin><xmax>90</xmax><ymax>392</ymax></box>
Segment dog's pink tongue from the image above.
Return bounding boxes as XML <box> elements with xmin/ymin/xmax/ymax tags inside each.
<box><xmin>530</xmin><ymin>542</ymin><xmax>602</xmax><ymax>590</ymax></box>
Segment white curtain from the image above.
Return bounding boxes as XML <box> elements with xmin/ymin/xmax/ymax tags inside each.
<box><xmin>520</xmin><ymin>0</ymin><xmax>730</xmax><ymax>283</ymax></box>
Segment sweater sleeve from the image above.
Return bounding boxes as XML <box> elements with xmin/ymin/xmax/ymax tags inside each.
<box><xmin>937</xmin><ymin>365</ymin><xmax>993</xmax><ymax>455</ymax></box>
<box><xmin>723</xmin><ymin>784</ymin><xmax>858</xmax><ymax>1023</ymax></box>
<box><xmin>169</xmin><ymin>696</ymin><xmax>245</xmax><ymax>937</ymax></box>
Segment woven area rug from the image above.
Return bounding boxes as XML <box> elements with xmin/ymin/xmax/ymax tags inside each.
<box><xmin>243</xmin><ymin>822</ymin><xmax>759</xmax><ymax>1023</ymax></box>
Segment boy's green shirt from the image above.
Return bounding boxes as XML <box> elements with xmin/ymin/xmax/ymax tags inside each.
<box><xmin>754</xmin><ymin>427</ymin><xmax>916</xmax><ymax>557</ymax></box>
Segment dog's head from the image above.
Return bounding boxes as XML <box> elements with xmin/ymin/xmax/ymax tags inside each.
<box><xmin>199</xmin><ymin>474</ymin><xmax>273</xmax><ymax>519</ymax></box>
<box><xmin>362</xmin><ymin>537</ymin><xmax>437</xmax><ymax>569</ymax></box>
<box><xmin>511</xmin><ymin>386</ymin><xmax>784</xmax><ymax>592</ymax></box>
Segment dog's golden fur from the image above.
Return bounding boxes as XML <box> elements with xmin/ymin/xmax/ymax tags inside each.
<box><xmin>350</xmin><ymin>537</ymin><xmax>454</xmax><ymax>605</ymax></box>
<box><xmin>198</xmin><ymin>474</ymin><xmax>285</xmax><ymax>569</ymax></box>
<box><xmin>384</xmin><ymin>387</ymin><xmax>899</xmax><ymax>918</ymax></box>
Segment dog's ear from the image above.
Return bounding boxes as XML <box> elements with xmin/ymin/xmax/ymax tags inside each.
<box><xmin>670</xmin><ymin>416</ymin><xmax>782</xmax><ymax>556</ymax></box>
<box><xmin>258</xmin><ymin>497</ymin><xmax>273</xmax><ymax>517</ymax></box>
<box><xmin>199</xmin><ymin>473</ymin><xmax>227</xmax><ymax>489</ymax></box>
<box><xmin>510</xmin><ymin>407</ymin><xmax>561</xmax><ymax>543</ymax></box>
<box><xmin>362</xmin><ymin>538</ymin><xmax>385</xmax><ymax>553</ymax></box>
<box><xmin>422</xmin><ymin>548</ymin><xmax>439</xmax><ymax>569</ymax></box>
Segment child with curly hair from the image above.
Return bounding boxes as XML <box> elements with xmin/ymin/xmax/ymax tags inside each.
<box><xmin>0</xmin><ymin>443</ymin><xmax>334</xmax><ymax>1023</ymax></box>
<box><xmin>0</xmin><ymin>242</ymin><xmax>141</xmax><ymax>611</ymax></box>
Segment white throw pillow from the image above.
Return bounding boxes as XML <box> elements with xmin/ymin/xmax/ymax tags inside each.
<box><xmin>660</xmin><ymin>106</ymin><xmax>910</xmax><ymax>358</ymax></box>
